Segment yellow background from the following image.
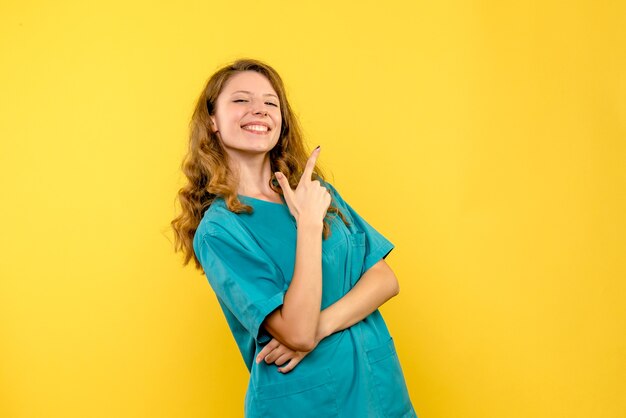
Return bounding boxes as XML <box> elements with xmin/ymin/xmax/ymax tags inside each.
<box><xmin>1</xmin><ymin>1</ymin><xmax>625</xmax><ymax>417</ymax></box>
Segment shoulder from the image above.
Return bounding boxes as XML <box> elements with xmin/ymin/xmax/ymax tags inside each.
<box><xmin>320</xmin><ymin>179</ymin><xmax>348</xmax><ymax>208</ymax></box>
<box><xmin>193</xmin><ymin>199</ymin><xmax>245</xmax><ymax>250</ymax></box>
<box><xmin>320</xmin><ymin>179</ymin><xmax>341</xmax><ymax>198</ymax></box>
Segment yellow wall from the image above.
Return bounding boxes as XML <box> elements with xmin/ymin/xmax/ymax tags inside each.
<box><xmin>1</xmin><ymin>1</ymin><xmax>624</xmax><ymax>417</ymax></box>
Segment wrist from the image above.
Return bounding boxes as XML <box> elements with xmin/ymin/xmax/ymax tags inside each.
<box><xmin>297</xmin><ymin>215</ymin><xmax>324</xmax><ymax>230</ymax></box>
<box><xmin>315</xmin><ymin>310</ymin><xmax>334</xmax><ymax>343</ymax></box>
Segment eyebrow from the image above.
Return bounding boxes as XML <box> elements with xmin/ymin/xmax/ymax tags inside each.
<box><xmin>231</xmin><ymin>90</ymin><xmax>279</xmax><ymax>99</ymax></box>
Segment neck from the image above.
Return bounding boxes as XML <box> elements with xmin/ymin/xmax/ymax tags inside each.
<box><xmin>228</xmin><ymin>151</ymin><xmax>276</xmax><ymax>197</ymax></box>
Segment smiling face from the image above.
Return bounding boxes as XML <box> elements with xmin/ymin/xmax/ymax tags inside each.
<box><xmin>210</xmin><ymin>71</ymin><xmax>282</xmax><ymax>159</ymax></box>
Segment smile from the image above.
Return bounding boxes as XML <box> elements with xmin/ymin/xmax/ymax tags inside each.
<box><xmin>242</xmin><ymin>124</ymin><xmax>270</xmax><ymax>134</ymax></box>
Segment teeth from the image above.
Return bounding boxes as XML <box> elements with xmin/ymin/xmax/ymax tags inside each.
<box><xmin>242</xmin><ymin>125</ymin><xmax>269</xmax><ymax>132</ymax></box>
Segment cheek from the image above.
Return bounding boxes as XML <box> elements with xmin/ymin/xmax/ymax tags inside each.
<box><xmin>274</xmin><ymin>112</ymin><xmax>282</xmax><ymax>131</ymax></box>
<box><xmin>218</xmin><ymin>108</ymin><xmax>244</xmax><ymax>128</ymax></box>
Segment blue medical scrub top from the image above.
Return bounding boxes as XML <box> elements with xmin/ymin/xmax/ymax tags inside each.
<box><xmin>193</xmin><ymin>181</ymin><xmax>417</xmax><ymax>418</ymax></box>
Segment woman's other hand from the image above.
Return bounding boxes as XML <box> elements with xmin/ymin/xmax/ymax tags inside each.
<box><xmin>255</xmin><ymin>338</ymin><xmax>312</xmax><ymax>373</ymax></box>
<box><xmin>274</xmin><ymin>146</ymin><xmax>331</xmax><ymax>226</ymax></box>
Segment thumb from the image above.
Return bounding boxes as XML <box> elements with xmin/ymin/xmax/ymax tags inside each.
<box><xmin>274</xmin><ymin>172</ymin><xmax>295</xmax><ymax>206</ymax></box>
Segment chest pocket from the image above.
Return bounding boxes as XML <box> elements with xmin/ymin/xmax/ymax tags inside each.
<box><xmin>323</xmin><ymin>210</ymin><xmax>368</xmax><ymax>286</ymax></box>
<box><xmin>321</xmin><ymin>212</ymin><xmax>351</xmax><ymax>256</ymax></box>
<box><xmin>348</xmin><ymin>230</ymin><xmax>366</xmax><ymax>286</ymax></box>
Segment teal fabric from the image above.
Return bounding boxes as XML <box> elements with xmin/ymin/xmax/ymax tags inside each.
<box><xmin>193</xmin><ymin>181</ymin><xmax>417</xmax><ymax>417</ymax></box>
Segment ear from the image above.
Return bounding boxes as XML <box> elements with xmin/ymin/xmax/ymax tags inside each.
<box><xmin>209</xmin><ymin>115</ymin><xmax>218</xmax><ymax>133</ymax></box>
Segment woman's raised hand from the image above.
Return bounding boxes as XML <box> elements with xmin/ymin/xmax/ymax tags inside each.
<box><xmin>274</xmin><ymin>146</ymin><xmax>331</xmax><ymax>226</ymax></box>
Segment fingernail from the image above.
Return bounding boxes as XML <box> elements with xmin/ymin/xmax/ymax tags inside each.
<box><xmin>315</xmin><ymin>145</ymin><xmax>320</xmax><ymax>150</ymax></box>
<box><xmin>274</xmin><ymin>172</ymin><xmax>282</xmax><ymax>179</ymax></box>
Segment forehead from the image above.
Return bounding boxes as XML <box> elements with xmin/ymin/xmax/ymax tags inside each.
<box><xmin>220</xmin><ymin>71</ymin><xmax>277</xmax><ymax>96</ymax></box>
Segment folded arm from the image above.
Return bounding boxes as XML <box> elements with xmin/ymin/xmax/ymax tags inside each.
<box><xmin>257</xmin><ymin>258</ymin><xmax>400</xmax><ymax>372</ymax></box>
<box><xmin>317</xmin><ymin>258</ymin><xmax>399</xmax><ymax>340</ymax></box>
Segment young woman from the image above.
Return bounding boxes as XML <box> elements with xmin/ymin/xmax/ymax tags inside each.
<box><xmin>172</xmin><ymin>58</ymin><xmax>417</xmax><ymax>417</ymax></box>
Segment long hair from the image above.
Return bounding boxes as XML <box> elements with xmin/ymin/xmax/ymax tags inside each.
<box><xmin>171</xmin><ymin>58</ymin><xmax>350</xmax><ymax>270</ymax></box>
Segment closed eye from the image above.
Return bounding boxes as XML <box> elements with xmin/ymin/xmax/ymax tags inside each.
<box><xmin>233</xmin><ymin>99</ymin><xmax>278</xmax><ymax>107</ymax></box>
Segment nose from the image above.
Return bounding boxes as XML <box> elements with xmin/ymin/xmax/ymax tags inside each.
<box><xmin>251</xmin><ymin>99</ymin><xmax>268</xmax><ymax>116</ymax></box>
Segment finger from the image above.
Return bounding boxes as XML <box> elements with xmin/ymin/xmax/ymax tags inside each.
<box><xmin>256</xmin><ymin>345</ymin><xmax>272</xmax><ymax>364</ymax></box>
<box><xmin>299</xmin><ymin>146</ymin><xmax>321</xmax><ymax>184</ymax></box>
<box><xmin>274</xmin><ymin>171</ymin><xmax>295</xmax><ymax>204</ymax></box>
<box><xmin>256</xmin><ymin>339</ymin><xmax>280</xmax><ymax>364</ymax></box>
<box><xmin>278</xmin><ymin>355</ymin><xmax>303</xmax><ymax>373</ymax></box>
<box><xmin>264</xmin><ymin>347</ymin><xmax>287</xmax><ymax>364</ymax></box>
<box><xmin>274</xmin><ymin>353</ymin><xmax>292</xmax><ymax>366</ymax></box>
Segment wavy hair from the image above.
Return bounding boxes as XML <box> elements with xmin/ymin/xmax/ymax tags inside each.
<box><xmin>171</xmin><ymin>58</ymin><xmax>350</xmax><ymax>270</ymax></box>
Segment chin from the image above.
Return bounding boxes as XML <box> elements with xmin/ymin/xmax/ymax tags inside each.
<box><xmin>231</xmin><ymin>145</ymin><xmax>275</xmax><ymax>155</ymax></box>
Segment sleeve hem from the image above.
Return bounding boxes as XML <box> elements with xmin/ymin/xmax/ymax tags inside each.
<box><xmin>363</xmin><ymin>242</ymin><xmax>395</xmax><ymax>275</ymax></box>
<box><xmin>253</xmin><ymin>291</ymin><xmax>285</xmax><ymax>345</ymax></box>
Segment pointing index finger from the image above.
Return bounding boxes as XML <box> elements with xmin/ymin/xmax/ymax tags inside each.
<box><xmin>300</xmin><ymin>146</ymin><xmax>321</xmax><ymax>183</ymax></box>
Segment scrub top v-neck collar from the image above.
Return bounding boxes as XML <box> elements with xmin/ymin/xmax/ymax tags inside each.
<box><xmin>237</xmin><ymin>194</ymin><xmax>287</xmax><ymax>206</ymax></box>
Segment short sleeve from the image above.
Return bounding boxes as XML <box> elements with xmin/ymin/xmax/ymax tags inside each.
<box><xmin>325</xmin><ymin>182</ymin><xmax>395</xmax><ymax>274</ymax></box>
<box><xmin>194</xmin><ymin>222</ymin><xmax>285</xmax><ymax>345</ymax></box>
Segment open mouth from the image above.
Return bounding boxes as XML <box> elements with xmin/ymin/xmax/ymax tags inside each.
<box><xmin>241</xmin><ymin>124</ymin><xmax>271</xmax><ymax>134</ymax></box>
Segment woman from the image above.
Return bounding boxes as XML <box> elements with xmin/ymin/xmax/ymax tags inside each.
<box><xmin>172</xmin><ymin>58</ymin><xmax>417</xmax><ymax>417</ymax></box>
